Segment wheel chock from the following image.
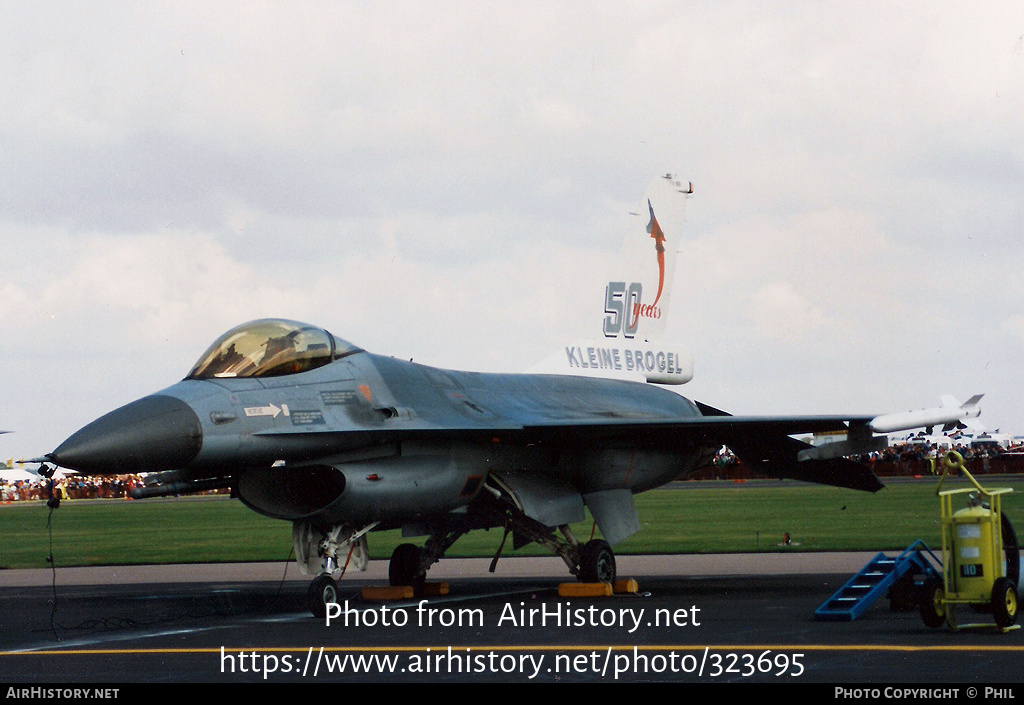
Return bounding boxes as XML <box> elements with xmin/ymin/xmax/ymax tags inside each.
<box><xmin>613</xmin><ymin>579</ymin><xmax>639</xmax><ymax>594</ymax></box>
<box><xmin>558</xmin><ymin>582</ymin><xmax>613</xmax><ymax>597</ymax></box>
<box><xmin>361</xmin><ymin>586</ymin><xmax>414</xmax><ymax>601</ymax></box>
<box><xmin>361</xmin><ymin>582</ymin><xmax>449</xmax><ymax>601</ymax></box>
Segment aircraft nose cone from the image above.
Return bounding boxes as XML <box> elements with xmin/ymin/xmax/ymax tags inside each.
<box><xmin>50</xmin><ymin>395</ymin><xmax>202</xmax><ymax>474</ymax></box>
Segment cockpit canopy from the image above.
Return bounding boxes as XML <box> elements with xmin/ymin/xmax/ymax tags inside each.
<box><xmin>186</xmin><ymin>319</ymin><xmax>360</xmax><ymax>380</ymax></box>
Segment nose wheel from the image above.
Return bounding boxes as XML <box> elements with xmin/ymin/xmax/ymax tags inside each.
<box><xmin>308</xmin><ymin>574</ymin><xmax>338</xmax><ymax>618</ymax></box>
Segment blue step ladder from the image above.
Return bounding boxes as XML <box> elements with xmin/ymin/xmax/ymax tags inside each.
<box><xmin>814</xmin><ymin>541</ymin><xmax>942</xmax><ymax>621</ymax></box>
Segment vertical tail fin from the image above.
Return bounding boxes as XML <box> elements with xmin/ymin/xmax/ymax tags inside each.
<box><xmin>603</xmin><ymin>174</ymin><xmax>692</xmax><ymax>344</ymax></box>
<box><xmin>532</xmin><ymin>175</ymin><xmax>694</xmax><ymax>384</ymax></box>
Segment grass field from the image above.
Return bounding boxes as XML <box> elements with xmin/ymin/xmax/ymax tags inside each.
<box><xmin>2</xmin><ymin>479</ymin><xmax>1022</xmax><ymax>569</ymax></box>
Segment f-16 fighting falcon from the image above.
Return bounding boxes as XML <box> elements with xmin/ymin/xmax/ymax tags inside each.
<box><xmin>35</xmin><ymin>175</ymin><xmax>982</xmax><ymax>616</ymax></box>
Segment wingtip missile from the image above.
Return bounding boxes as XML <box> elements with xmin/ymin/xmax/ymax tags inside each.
<box><xmin>868</xmin><ymin>395</ymin><xmax>983</xmax><ymax>434</ymax></box>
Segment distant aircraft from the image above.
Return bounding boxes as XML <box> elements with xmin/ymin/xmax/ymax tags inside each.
<box><xmin>38</xmin><ymin>175</ymin><xmax>982</xmax><ymax>616</ymax></box>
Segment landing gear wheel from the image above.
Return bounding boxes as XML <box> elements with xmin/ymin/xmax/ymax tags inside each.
<box><xmin>578</xmin><ymin>539</ymin><xmax>616</xmax><ymax>583</ymax></box>
<box><xmin>389</xmin><ymin>543</ymin><xmax>426</xmax><ymax>592</ymax></box>
<box><xmin>308</xmin><ymin>574</ymin><xmax>338</xmax><ymax>619</ymax></box>
<box><xmin>992</xmin><ymin>577</ymin><xmax>1018</xmax><ymax>629</ymax></box>
<box><xmin>919</xmin><ymin>577</ymin><xmax>946</xmax><ymax>628</ymax></box>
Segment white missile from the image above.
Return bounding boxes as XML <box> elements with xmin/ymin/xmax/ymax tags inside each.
<box><xmin>869</xmin><ymin>394</ymin><xmax>983</xmax><ymax>434</ymax></box>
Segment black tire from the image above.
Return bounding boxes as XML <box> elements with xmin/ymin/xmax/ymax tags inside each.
<box><xmin>887</xmin><ymin>573</ymin><xmax>917</xmax><ymax>612</ymax></box>
<box><xmin>919</xmin><ymin>577</ymin><xmax>946</xmax><ymax>629</ymax></box>
<box><xmin>1002</xmin><ymin>514</ymin><xmax>1019</xmax><ymax>586</ymax></box>
<box><xmin>992</xmin><ymin>577</ymin><xmax>1018</xmax><ymax>629</ymax></box>
<box><xmin>389</xmin><ymin>543</ymin><xmax>425</xmax><ymax>590</ymax></box>
<box><xmin>308</xmin><ymin>574</ymin><xmax>338</xmax><ymax>619</ymax></box>
<box><xmin>578</xmin><ymin>539</ymin><xmax>616</xmax><ymax>583</ymax></box>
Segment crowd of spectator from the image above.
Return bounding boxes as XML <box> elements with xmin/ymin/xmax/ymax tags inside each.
<box><xmin>0</xmin><ymin>475</ymin><xmax>230</xmax><ymax>502</ymax></box>
<box><xmin>854</xmin><ymin>437</ymin><xmax>1023</xmax><ymax>464</ymax></box>
<box><xmin>1</xmin><ymin>475</ymin><xmax>145</xmax><ymax>502</ymax></box>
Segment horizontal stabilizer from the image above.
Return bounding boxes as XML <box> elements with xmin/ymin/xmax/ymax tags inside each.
<box><xmin>695</xmin><ymin>402</ymin><xmax>884</xmax><ymax>492</ymax></box>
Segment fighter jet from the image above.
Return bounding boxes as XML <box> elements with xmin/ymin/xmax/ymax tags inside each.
<box><xmin>39</xmin><ymin>176</ymin><xmax>979</xmax><ymax>616</ymax></box>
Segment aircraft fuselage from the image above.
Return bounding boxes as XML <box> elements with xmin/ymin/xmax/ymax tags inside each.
<box><xmin>50</xmin><ymin>351</ymin><xmax>707</xmax><ymax>527</ymax></box>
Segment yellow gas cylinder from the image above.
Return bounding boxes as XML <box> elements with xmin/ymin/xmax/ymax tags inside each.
<box><xmin>950</xmin><ymin>504</ymin><xmax>998</xmax><ymax>602</ymax></box>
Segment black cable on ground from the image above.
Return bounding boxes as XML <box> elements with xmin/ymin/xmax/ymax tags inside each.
<box><xmin>45</xmin><ymin>501</ymin><xmax>61</xmax><ymax>642</ymax></box>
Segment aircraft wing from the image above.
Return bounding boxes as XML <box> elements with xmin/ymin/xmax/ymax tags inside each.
<box><xmin>250</xmin><ymin>401</ymin><xmax>883</xmax><ymax>492</ymax></box>
<box><xmin>513</xmin><ymin>403</ymin><xmax>883</xmax><ymax>492</ymax></box>
<box><xmin>500</xmin><ymin>396</ymin><xmax>979</xmax><ymax>492</ymax></box>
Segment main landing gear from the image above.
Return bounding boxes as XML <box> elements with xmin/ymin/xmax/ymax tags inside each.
<box><xmin>389</xmin><ymin>543</ymin><xmax>427</xmax><ymax>591</ymax></box>
<box><xmin>307</xmin><ymin>532</ymin><xmax>618</xmax><ymax>617</ymax></box>
<box><xmin>382</xmin><ymin>533</ymin><xmax>617</xmax><ymax>595</ymax></box>
<box><xmin>377</xmin><ymin>483</ymin><xmax>620</xmax><ymax>594</ymax></box>
<box><xmin>578</xmin><ymin>539</ymin><xmax>616</xmax><ymax>584</ymax></box>
<box><xmin>300</xmin><ymin>483</ymin><xmax>622</xmax><ymax>616</ymax></box>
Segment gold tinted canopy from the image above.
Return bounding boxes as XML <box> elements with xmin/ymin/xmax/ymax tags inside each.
<box><xmin>186</xmin><ymin>319</ymin><xmax>359</xmax><ymax>379</ymax></box>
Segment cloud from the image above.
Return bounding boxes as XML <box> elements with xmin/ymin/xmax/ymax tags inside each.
<box><xmin>3</xmin><ymin>1</ymin><xmax>1024</xmax><ymax>459</ymax></box>
<box><xmin>750</xmin><ymin>282</ymin><xmax>827</xmax><ymax>342</ymax></box>
<box><xmin>1000</xmin><ymin>315</ymin><xmax>1024</xmax><ymax>346</ymax></box>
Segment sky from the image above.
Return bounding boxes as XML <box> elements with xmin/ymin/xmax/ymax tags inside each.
<box><xmin>2</xmin><ymin>2</ymin><xmax>1023</xmax><ymax>463</ymax></box>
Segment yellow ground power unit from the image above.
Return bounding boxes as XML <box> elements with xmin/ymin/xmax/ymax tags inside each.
<box><xmin>920</xmin><ymin>451</ymin><xmax>1019</xmax><ymax>631</ymax></box>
